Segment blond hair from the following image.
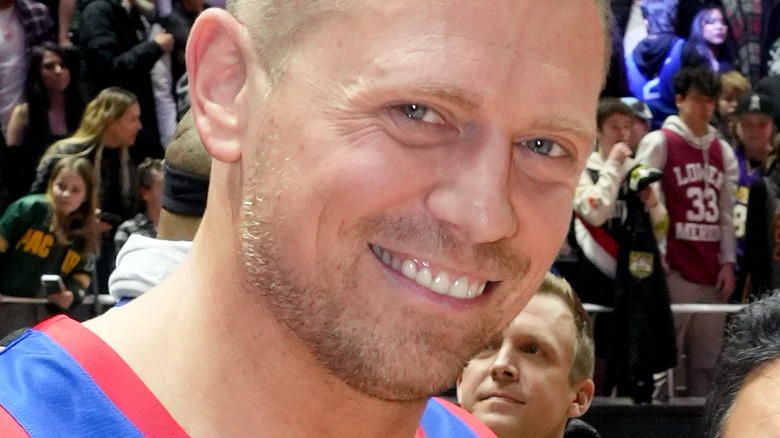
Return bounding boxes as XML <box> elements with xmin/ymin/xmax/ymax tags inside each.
<box><xmin>228</xmin><ymin>0</ymin><xmax>613</xmax><ymax>86</ymax></box>
<box><xmin>537</xmin><ymin>272</ymin><xmax>595</xmax><ymax>383</ymax></box>
<box><xmin>720</xmin><ymin>71</ymin><xmax>751</xmax><ymax>97</ymax></box>
<box><xmin>43</xmin><ymin>87</ymin><xmax>137</xmax><ymax>203</ymax></box>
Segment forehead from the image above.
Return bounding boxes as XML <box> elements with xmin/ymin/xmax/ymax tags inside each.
<box><xmin>42</xmin><ymin>50</ymin><xmax>61</xmax><ymax>62</ymax></box>
<box><xmin>682</xmin><ymin>89</ymin><xmax>716</xmax><ymax>104</ymax></box>
<box><xmin>603</xmin><ymin>113</ymin><xmax>633</xmax><ymax>126</ymax></box>
<box><xmin>722</xmin><ymin>359</ymin><xmax>780</xmax><ymax>437</ymax></box>
<box><xmin>56</xmin><ymin>169</ymin><xmax>84</xmax><ymax>184</ymax></box>
<box><xmin>293</xmin><ymin>0</ymin><xmax>605</xmax><ymax>151</ymax></box>
<box><xmin>505</xmin><ymin>295</ymin><xmax>575</xmax><ymax>347</ymax></box>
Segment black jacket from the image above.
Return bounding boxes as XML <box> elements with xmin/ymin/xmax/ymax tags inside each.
<box><xmin>78</xmin><ymin>0</ymin><xmax>164</xmax><ymax>159</ymax></box>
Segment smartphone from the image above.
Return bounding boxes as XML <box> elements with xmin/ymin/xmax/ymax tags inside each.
<box><xmin>40</xmin><ymin>275</ymin><xmax>65</xmax><ymax>295</ymax></box>
<box><xmin>97</xmin><ymin>211</ymin><xmax>123</xmax><ymax>226</ymax></box>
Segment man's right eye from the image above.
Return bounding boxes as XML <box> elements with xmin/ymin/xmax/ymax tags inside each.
<box><xmin>395</xmin><ymin>104</ymin><xmax>446</xmax><ymax>125</ymax></box>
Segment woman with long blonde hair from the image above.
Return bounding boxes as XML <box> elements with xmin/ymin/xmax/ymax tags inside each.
<box><xmin>32</xmin><ymin>87</ymin><xmax>142</xmax><ymax>222</ymax></box>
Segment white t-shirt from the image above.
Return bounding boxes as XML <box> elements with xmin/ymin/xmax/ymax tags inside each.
<box><xmin>0</xmin><ymin>5</ymin><xmax>26</xmax><ymax>139</ymax></box>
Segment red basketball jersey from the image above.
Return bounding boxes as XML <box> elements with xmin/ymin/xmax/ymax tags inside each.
<box><xmin>661</xmin><ymin>129</ymin><xmax>725</xmax><ymax>285</ymax></box>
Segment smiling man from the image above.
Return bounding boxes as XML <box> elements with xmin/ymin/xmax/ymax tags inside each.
<box><xmin>0</xmin><ymin>0</ymin><xmax>610</xmax><ymax>436</ymax></box>
<box><xmin>457</xmin><ymin>273</ymin><xmax>597</xmax><ymax>438</ymax></box>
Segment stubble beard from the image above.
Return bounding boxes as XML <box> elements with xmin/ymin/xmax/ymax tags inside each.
<box><xmin>238</xmin><ymin>178</ymin><xmax>529</xmax><ymax>401</ymax></box>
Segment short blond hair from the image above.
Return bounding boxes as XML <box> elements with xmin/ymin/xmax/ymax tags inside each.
<box><xmin>537</xmin><ymin>272</ymin><xmax>595</xmax><ymax>383</ymax></box>
<box><xmin>228</xmin><ymin>0</ymin><xmax>613</xmax><ymax>86</ymax></box>
<box><xmin>720</xmin><ymin>71</ymin><xmax>751</xmax><ymax>97</ymax></box>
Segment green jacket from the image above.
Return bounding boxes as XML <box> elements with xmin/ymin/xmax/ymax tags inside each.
<box><xmin>0</xmin><ymin>195</ymin><xmax>92</xmax><ymax>297</ymax></box>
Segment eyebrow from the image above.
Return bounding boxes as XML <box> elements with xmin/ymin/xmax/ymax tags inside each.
<box><xmin>413</xmin><ymin>86</ymin><xmax>481</xmax><ymax>111</ymax></box>
<box><xmin>525</xmin><ymin>117</ymin><xmax>596</xmax><ymax>145</ymax></box>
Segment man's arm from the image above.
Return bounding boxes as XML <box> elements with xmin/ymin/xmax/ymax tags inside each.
<box><xmin>715</xmin><ymin>139</ymin><xmax>738</xmax><ymax>299</ymax></box>
<box><xmin>573</xmin><ymin>143</ymin><xmax>632</xmax><ymax>226</ymax></box>
<box><xmin>718</xmin><ymin>139</ymin><xmax>738</xmax><ymax>266</ymax></box>
<box><xmin>633</xmin><ymin>130</ymin><xmax>668</xmax><ymax>171</ymax></box>
<box><xmin>58</xmin><ymin>0</ymin><xmax>76</xmax><ymax>45</ymax></box>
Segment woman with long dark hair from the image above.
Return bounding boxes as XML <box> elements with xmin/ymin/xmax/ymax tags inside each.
<box><xmin>4</xmin><ymin>43</ymin><xmax>85</xmax><ymax>206</ymax></box>
<box><xmin>683</xmin><ymin>6</ymin><xmax>737</xmax><ymax>74</ymax></box>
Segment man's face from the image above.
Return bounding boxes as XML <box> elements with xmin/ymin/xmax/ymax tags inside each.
<box><xmin>598</xmin><ymin>113</ymin><xmax>632</xmax><ymax>150</ymax></box>
<box><xmin>677</xmin><ymin>89</ymin><xmax>717</xmax><ymax>129</ymax></box>
<box><xmin>628</xmin><ymin>116</ymin><xmax>650</xmax><ymax>152</ymax></box>
<box><xmin>142</xmin><ymin>170</ymin><xmax>164</xmax><ymax>216</ymax></box>
<box><xmin>721</xmin><ymin>359</ymin><xmax>780</xmax><ymax>438</ymax></box>
<box><xmin>238</xmin><ymin>0</ymin><xmax>605</xmax><ymax>400</ymax></box>
<box><xmin>457</xmin><ymin>295</ymin><xmax>584</xmax><ymax>438</ymax></box>
<box><xmin>718</xmin><ymin>90</ymin><xmax>742</xmax><ymax>124</ymax></box>
<box><xmin>736</xmin><ymin>114</ymin><xmax>774</xmax><ymax>163</ymax></box>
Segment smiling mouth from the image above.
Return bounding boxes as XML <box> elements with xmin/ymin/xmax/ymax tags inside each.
<box><xmin>370</xmin><ymin>244</ymin><xmax>489</xmax><ymax>299</ymax></box>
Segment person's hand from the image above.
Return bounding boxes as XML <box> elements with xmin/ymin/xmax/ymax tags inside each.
<box><xmin>608</xmin><ymin>142</ymin><xmax>632</xmax><ymax>165</ymax></box>
<box><xmin>716</xmin><ymin>263</ymin><xmax>736</xmax><ymax>302</ymax></box>
<box><xmin>59</xmin><ymin>35</ymin><xmax>73</xmax><ymax>47</ymax></box>
<box><xmin>640</xmin><ymin>186</ymin><xmax>658</xmax><ymax>210</ymax></box>
<box><xmin>154</xmin><ymin>32</ymin><xmax>174</xmax><ymax>53</ymax></box>
<box><xmin>48</xmin><ymin>289</ymin><xmax>74</xmax><ymax>309</ymax></box>
<box><xmin>94</xmin><ymin>209</ymin><xmax>114</xmax><ymax>233</ymax></box>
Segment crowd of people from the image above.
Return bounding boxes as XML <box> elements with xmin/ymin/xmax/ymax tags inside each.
<box><xmin>0</xmin><ymin>0</ymin><xmax>208</xmax><ymax>334</ymax></box>
<box><xmin>551</xmin><ymin>0</ymin><xmax>780</xmax><ymax>406</ymax></box>
<box><xmin>1</xmin><ymin>0</ymin><xmax>780</xmax><ymax>437</ymax></box>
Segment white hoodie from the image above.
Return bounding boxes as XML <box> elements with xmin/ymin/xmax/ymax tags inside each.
<box><xmin>634</xmin><ymin>115</ymin><xmax>738</xmax><ymax>265</ymax></box>
<box><xmin>108</xmin><ymin>234</ymin><xmax>192</xmax><ymax>300</ymax></box>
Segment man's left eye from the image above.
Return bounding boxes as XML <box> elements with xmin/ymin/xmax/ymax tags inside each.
<box><xmin>397</xmin><ymin>104</ymin><xmax>446</xmax><ymax>125</ymax></box>
<box><xmin>519</xmin><ymin>138</ymin><xmax>566</xmax><ymax>158</ymax></box>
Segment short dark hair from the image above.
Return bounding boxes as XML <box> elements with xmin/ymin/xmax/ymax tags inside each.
<box><xmin>673</xmin><ymin>65</ymin><xmax>721</xmax><ymax>100</ymax></box>
<box><xmin>597</xmin><ymin>98</ymin><xmax>634</xmax><ymax>130</ymax></box>
<box><xmin>640</xmin><ymin>0</ymin><xmax>677</xmax><ymax>34</ymax></box>
<box><xmin>702</xmin><ymin>291</ymin><xmax>780</xmax><ymax>438</ymax></box>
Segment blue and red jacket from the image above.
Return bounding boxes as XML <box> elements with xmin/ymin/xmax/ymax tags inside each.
<box><xmin>0</xmin><ymin>316</ymin><xmax>495</xmax><ymax>437</ymax></box>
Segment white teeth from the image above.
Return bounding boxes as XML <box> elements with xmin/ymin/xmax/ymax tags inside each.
<box><xmin>450</xmin><ymin>276</ymin><xmax>470</xmax><ymax>299</ymax></box>
<box><xmin>416</xmin><ymin>268</ymin><xmax>433</xmax><ymax>288</ymax></box>
<box><xmin>371</xmin><ymin>244</ymin><xmax>487</xmax><ymax>300</ymax></box>
<box><xmin>401</xmin><ymin>260</ymin><xmax>417</xmax><ymax>279</ymax></box>
<box><xmin>431</xmin><ymin>272</ymin><xmax>450</xmax><ymax>294</ymax></box>
<box><xmin>467</xmin><ymin>282</ymin><xmax>478</xmax><ymax>298</ymax></box>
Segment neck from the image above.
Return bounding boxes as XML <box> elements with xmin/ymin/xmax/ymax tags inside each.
<box><xmin>681</xmin><ymin>116</ymin><xmax>708</xmax><ymax>137</ymax></box>
<box><xmin>84</xmin><ymin>203</ymin><xmax>427</xmax><ymax>437</ymax></box>
<box><xmin>48</xmin><ymin>89</ymin><xmax>66</xmax><ymax>105</ymax></box>
<box><xmin>147</xmin><ymin>208</ymin><xmax>160</xmax><ymax>227</ymax></box>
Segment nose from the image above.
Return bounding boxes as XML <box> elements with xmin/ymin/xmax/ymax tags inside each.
<box><xmin>621</xmin><ymin>127</ymin><xmax>631</xmax><ymax>143</ymax></box>
<box><xmin>425</xmin><ymin>127</ymin><xmax>517</xmax><ymax>244</ymax></box>
<box><xmin>489</xmin><ymin>346</ymin><xmax>519</xmax><ymax>383</ymax></box>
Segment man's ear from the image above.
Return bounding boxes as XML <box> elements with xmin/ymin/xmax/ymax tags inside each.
<box><xmin>675</xmin><ymin>93</ymin><xmax>684</xmax><ymax>109</ymax></box>
<box><xmin>455</xmin><ymin>374</ymin><xmax>464</xmax><ymax>404</ymax></box>
<box><xmin>186</xmin><ymin>9</ymin><xmax>268</xmax><ymax>163</ymax></box>
<box><xmin>567</xmin><ymin>379</ymin><xmax>595</xmax><ymax>418</ymax></box>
